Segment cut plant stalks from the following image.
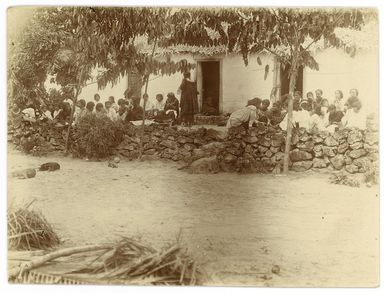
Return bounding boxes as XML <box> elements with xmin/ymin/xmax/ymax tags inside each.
<box><xmin>8</xmin><ymin>201</ymin><xmax>60</xmax><ymax>251</ymax></box>
<box><xmin>9</xmin><ymin>237</ymin><xmax>201</xmax><ymax>285</ymax></box>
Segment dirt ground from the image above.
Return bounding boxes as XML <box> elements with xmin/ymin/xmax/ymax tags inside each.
<box><xmin>7</xmin><ymin>151</ymin><xmax>379</xmax><ymax>287</ymax></box>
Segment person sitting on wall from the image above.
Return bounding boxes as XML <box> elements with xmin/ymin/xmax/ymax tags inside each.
<box><xmin>10</xmin><ymin>103</ymin><xmax>23</xmax><ymax>129</ymax></box>
<box><xmin>314</xmin><ymin>89</ymin><xmax>324</xmax><ymax>107</ymax></box>
<box><xmin>164</xmin><ymin>92</ymin><xmax>180</xmax><ymax>124</ymax></box>
<box><xmin>226</xmin><ymin>97</ymin><xmax>261</xmax><ymax>130</ymax></box>
<box><xmin>95</xmin><ymin>103</ymin><xmax>106</xmax><ymax>118</ymax></box>
<box><xmin>153</xmin><ymin>94</ymin><xmax>167</xmax><ymax>122</ymax></box>
<box><xmin>201</xmin><ymin>96</ymin><xmax>218</xmax><ymax>116</ymax></box>
<box><xmin>333</xmin><ymin>90</ymin><xmax>344</xmax><ymax>111</ymax></box>
<box><xmin>258</xmin><ymin>99</ymin><xmax>271</xmax><ymax>124</ymax></box>
<box><xmin>21</xmin><ymin>103</ymin><xmax>37</xmax><ymax>124</ymax></box>
<box><xmin>305</xmin><ymin>91</ymin><xmax>314</xmax><ymax>103</ymax></box>
<box><xmin>294</xmin><ymin>91</ymin><xmax>302</xmax><ymax>104</ymax></box>
<box><xmin>105</xmin><ymin>101</ymin><xmax>118</xmax><ymax>122</ymax></box>
<box><xmin>94</xmin><ymin>93</ymin><xmax>101</xmax><ymax>105</ymax></box>
<box><xmin>325</xmin><ymin>104</ymin><xmax>344</xmax><ymax>133</ymax></box>
<box><xmin>85</xmin><ymin>101</ymin><xmax>95</xmax><ymax>116</ymax></box>
<box><xmin>39</xmin><ymin>104</ymin><xmax>53</xmax><ymax>122</ymax></box>
<box><xmin>117</xmin><ymin>98</ymin><xmax>129</xmax><ymax>121</ymax></box>
<box><xmin>140</xmin><ymin>93</ymin><xmax>154</xmax><ymax>118</ymax></box>
<box><xmin>266</xmin><ymin>101</ymin><xmax>286</xmax><ymax>127</ymax></box>
<box><xmin>344</xmin><ymin>88</ymin><xmax>359</xmax><ymax>112</ymax></box>
<box><xmin>109</xmin><ymin>96</ymin><xmax>119</xmax><ymax>112</ymax></box>
<box><xmin>126</xmin><ymin>97</ymin><xmax>144</xmax><ymax>122</ymax></box>
<box><xmin>308</xmin><ymin>105</ymin><xmax>328</xmax><ymax>132</ymax></box>
<box><xmin>73</xmin><ymin>99</ymin><xmax>86</xmax><ymax>125</ymax></box>
<box><xmin>279</xmin><ymin>100</ymin><xmax>308</xmax><ymax>130</ymax></box>
<box><xmin>52</xmin><ymin>103</ymin><xmax>63</xmax><ymax>121</ymax></box>
<box><xmin>341</xmin><ymin>98</ymin><xmax>366</xmax><ymax>130</ymax></box>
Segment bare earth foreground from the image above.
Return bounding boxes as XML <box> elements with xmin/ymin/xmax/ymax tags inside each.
<box><xmin>8</xmin><ymin>151</ymin><xmax>379</xmax><ymax>287</ymax></box>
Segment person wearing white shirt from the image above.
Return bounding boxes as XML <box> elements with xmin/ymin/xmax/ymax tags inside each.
<box><xmin>308</xmin><ymin>105</ymin><xmax>328</xmax><ymax>132</ymax></box>
<box><xmin>226</xmin><ymin>98</ymin><xmax>261</xmax><ymax>129</ymax></box>
<box><xmin>153</xmin><ymin>94</ymin><xmax>166</xmax><ymax>112</ymax></box>
<box><xmin>105</xmin><ymin>101</ymin><xmax>118</xmax><ymax>122</ymax></box>
<box><xmin>140</xmin><ymin>93</ymin><xmax>154</xmax><ymax>112</ymax></box>
<box><xmin>333</xmin><ymin>90</ymin><xmax>344</xmax><ymax>112</ymax></box>
<box><xmin>341</xmin><ymin>99</ymin><xmax>366</xmax><ymax>130</ymax></box>
<box><xmin>279</xmin><ymin>101</ymin><xmax>309</xmax><ymax>130</ymax></box>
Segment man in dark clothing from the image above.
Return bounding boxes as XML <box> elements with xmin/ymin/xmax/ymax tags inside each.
<box><xmin>125</xmin><ymin>97</ymin><xmax>143</xmax><ymax>122</ymax></box>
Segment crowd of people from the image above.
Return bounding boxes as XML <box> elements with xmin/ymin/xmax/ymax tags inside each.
<box><xmin>10</xmin><ymin>71</ymin><xmax>201</xmax><ymax>129</ymax></box>
<box><xmin>227</xmin><ymin>88</ymin><xmax>368</xmax><ymax>132</ymax></box>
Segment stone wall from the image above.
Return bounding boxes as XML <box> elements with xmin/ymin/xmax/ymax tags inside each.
<box><xmin>114</xmin><ymin>124</ymin><xmax>378</xmax><ymax>174</ymax></box>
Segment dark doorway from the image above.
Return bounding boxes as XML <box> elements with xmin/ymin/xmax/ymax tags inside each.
<box><xmin>280</xmin><ymin>65</ymin><xmax>304</xmax><ymax>97</ymax></box>
<box><xmin>201</xmin><ymin>61</ymin><xmax>220</xmax><ymax>114</ymax></box>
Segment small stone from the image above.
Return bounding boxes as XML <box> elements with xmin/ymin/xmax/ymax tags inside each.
<box><xmin>265</xmin><ymin>150</ymin><xmax>273</xmax><ymax>158</ymax></box>
<box><xmin>291</xmin><ymin>161</ymin><xmax>313</xmax><ymax>171</ymax></box>
<box><xmin>270</xmin><ymin>146</ymin><xmax>280</xmax><ymax>154</ymax></box>
<box><xmin>258</xmin><ymin>137</ymin><xmax>271</xmax><ymax>147</ymax></box>
<box><xmin>322</xmin><ymin>146</ymin><xmax>337</xmax><ymax>157</ymax></box>
<box><xmin>243</xmin><ymin>136</ymin><xmax>258</xmax><ymax>144</ymax></box>
<box><xmin>177</xmin><ymin>136</ymin><xmax>194</xmax><ymax>144</ymax></box>
<box><xmin>290</xmin><ymin>149</ymin><xmax>313</xmax><ymax>162</ymax></box>
<box><xmin>312</xmin><ymin>136</ymin><xmax>324</xmax><ymax>144</ymax></box>
<box><xmin>324</xmin><ymin>136</ymin><xmax>339</xmax><ymax>147</ymax></box>
<box><xmin>291</xmin><ymin>134</ymin><xmax>300</xmax><ymax>145</ymax></box>
<box><xmin>184</xmin><ymin>143</ymin><xmax>196</xmax><ymax>151</ymax></box>
<box><xmin>271</xmin><ymin>265</ymin><xmax>280</xmax><ymax>275</ymax></box>
<box><xmin>258</xmin><ymin>146</ymin><xmax>269</xmax><ymax>154</ymax></box>
<box><xmin>347</xmin><ymin>130</ymin><xmax>363</xmax><ymax>145</ymax></box>
<box><xmin>349</xmin><ymin>141</ymin><xmax>364</xmax><ymax>150</ymax></box>
<box><xmin>337</xmin><ymin>142</ymin><xmax>349</xmax><ymax>154</ymax></box>
<box><xmin>272</xmin><ymin>152</ymin><xmax>284</xmax><ymax>163</ymax></box>
<box><xmin>144</xmin><ymin>148</ymin><xmax>156</xmax><ymax>155</ymax></box>
<box><xmin>297</xmin><ymin>140</ymin><xmax>315</xmax><ymax>152</ymax></box>
<box><xmin>299</xmin><ymin>133</ymin><xmax>311</xmax><ymax>142</ymax></box>
<box><xmin>345</xmin><ymin>164</ymin><xmax>359</xmax><ymax>174</ymax></box>
<box><xmin>312</xmin><ymin>158</ymin><xmax>328</xmax><ymax>168</ymax></box>
<box><xmin>329</xmin><ymin>154</ymin><xmax>345</xmax><ymax>170</ymax></box>
<box><xmin>349</xmin><ymin>148</ymin><xmax>368</xmax><ymax>159</ymax></box>
<box><xmin>160</xmin><ymin>140</ymin><xmax>178</xmax><ymax>150</ymax></box>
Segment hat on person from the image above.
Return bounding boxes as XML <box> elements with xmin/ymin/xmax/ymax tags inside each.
<box><xmin>246</xmin><ymin>97</ymin><xmax>261</xmax><ymax>108</ymax></box>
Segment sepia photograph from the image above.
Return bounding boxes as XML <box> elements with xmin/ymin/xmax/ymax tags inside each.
<box><xmin>5</xmin><ymin>2</ymin><xmax>380</xmax><ymax>289</ymax></box>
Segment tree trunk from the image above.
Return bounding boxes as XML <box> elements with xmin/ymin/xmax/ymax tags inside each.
<box><xmin>282</xmin><ymin>54</ymin><xmax>299</xmax><ymax>173</ymax></box>
<box><xmin>64</xmin><ymin>86</ymin><xmax>81</xmax><ymax>155</ymax></box>
<box><xmin>138</xmin><ymin>74</ymin><xmax>150</xmax><ymax>159</ymax></box>
<box><xmin>138</xmin><ymin>36</ymin><xmax>158</xmax><ymax>159</ymax></box>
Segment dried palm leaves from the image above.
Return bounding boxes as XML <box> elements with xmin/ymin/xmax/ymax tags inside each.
<box><xmin>9</xmin><ymin>237</ymin><xmax>201</xmax><ymax>285</ymax></box>
<box><xmin>8</xmin><ymin>201</ymin><xmax>60</xmax><ymax>250</ymax></box>
<box><xmin>66</xmin><ymin>237</ymin><xmax>199</xmax><ymax>285</ymax></box>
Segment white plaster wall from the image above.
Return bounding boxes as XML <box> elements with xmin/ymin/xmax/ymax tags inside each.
<box><xmin>77</xmin><ymin>77</ymin><xmax>128</xmax><ymax>103</ymax></box>
<box><xmin>303</xmin><ymin>48</ymin><xmax>378</xmax><ymax>115</ymax></box>
<box><xmin>221</xmin><ymin>54</ymin><xmax>275</xmax><ymax>113</ymax></box>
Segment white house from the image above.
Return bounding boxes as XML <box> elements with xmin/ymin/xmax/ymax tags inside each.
<box><xmin>72</xmin><ymin>22</ymin><xmax>378</xmax><ymax>116</ymax></box>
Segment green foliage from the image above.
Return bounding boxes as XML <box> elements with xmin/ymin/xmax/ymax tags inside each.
<box><xmin>71</xmin><ymin>115</ymin><xmax>124</xmax><ymax>159</ymax></box>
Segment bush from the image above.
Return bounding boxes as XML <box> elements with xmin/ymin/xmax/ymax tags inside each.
<box><xmin>72</xmin><ymin>115</ymin><xmax>124</xmax><ymax>159</ymax></box>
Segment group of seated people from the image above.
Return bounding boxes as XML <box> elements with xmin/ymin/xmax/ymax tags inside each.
<box><xmin>227</xmin><ymin>88</ymin><xmax>368</xmax><ymax>132</ymax></box>
<box><xmin>72</xmin><ymin>92</ymin><xmax>180</xmax><ymax>125</ymax></box>
<box><xmin>10</xmin><ymin>91</ymin><xmax>182</xmax><ymax>129</ymax></box>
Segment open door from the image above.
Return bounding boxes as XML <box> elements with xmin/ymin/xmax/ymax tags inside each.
<box><xmin>197</xmin><ymin>60</ymin><xmax>221</xmax><ymax>114</ymax></box>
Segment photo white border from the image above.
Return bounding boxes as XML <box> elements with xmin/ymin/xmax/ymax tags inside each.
<box><xmin>1</xmin><ymin>1</ymin><xmax>383</xmax><ymax>293</ymax></box>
